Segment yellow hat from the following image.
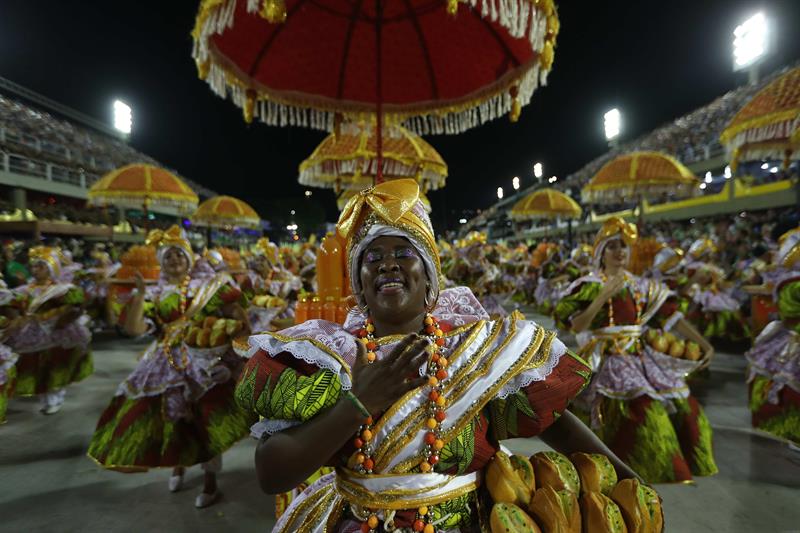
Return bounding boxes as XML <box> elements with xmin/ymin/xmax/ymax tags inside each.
<box><xmin>29</xmin><ymin>246</ymin><xmax>61</xmax><ymax>278</ymax></box>
<box><xmin>146</xmin><ymin>225</ymin><xmax>194</xmax><ymax>267</ymax></box>
<box><xmin>592</xmin><ymin>217</ymin><xmax>638</xmax><ymax>267</ymax></box>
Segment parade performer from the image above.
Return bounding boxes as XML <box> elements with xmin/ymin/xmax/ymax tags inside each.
<box><xmin>87</xmin><ymin>225</ymin><xmax>255</xmax><ymax>509</ymax></box>
<box><xmin>243</xmin><ymin>238</ymin><xmax>297</xmax><ymax>332</ymax></box>
<box><xmin>5</xmin><ymin>246</ymin><xmax>92</xmax><ymax>415</ymax></box>
<box><xmin>745</xmin><ymin>227</ymin><xmax>800</xmax><ymax>446</ymax></box>
<box><xmin>236</xmin><ymin>180</ymin><xmax>639</xmax><ymax>532</ymax></box>
<box><xmin>0</xmin><ymin>277</ymin><xmax>18</xmax><ymax>423</ymax></box>
<box><xmin>685</xmin><ymin>238</ymin><xmax>751</xmax><ymax>342</ymax></box>
<box><xmin>554</xmin><ymin>217</ymin><xmax>718</xmax><ymax>483</ymax></box>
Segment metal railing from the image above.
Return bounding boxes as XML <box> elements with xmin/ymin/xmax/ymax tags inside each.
<box><xmin>1</xmin><ymin>151</ymin><xmax>100</xmax><ymax>188</ymax></box>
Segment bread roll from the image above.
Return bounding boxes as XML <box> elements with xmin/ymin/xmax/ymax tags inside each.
<box><xmin>610</xmin><ymin>479</ymin><xmax>644</xmax><ymax>532</ymax></box>
<box><xmin>640</xmin><ymin>484</ymin><xmax>663</xmax><ymax>533</ymax></box>
<box><xmin>490</xmin><ymin>503</ymin><xmax>542</xmax><ymax>533</ymax></box>
<box><xmin>528</xmin><ymin>485</ymin><xmax>581</xmax><ymax>533</ymax></box>
<box><xmin>570</xmin><ymin>453</ymin><xmax>617</xmax><ymax>495</ymax></box>
<box><xmin>532</xmin><ymin>451</ymin><xmax>580</xmax><ymax>495</ymax></box>
<box><xmin>486</xmin><ymin>452</ymin><xmax>533</xmax><ymax>507</ymax></box>
<box><xmin>579</xmin><ymin>492</ymin><xmax>628</xmax><ymax>533</ymax></box>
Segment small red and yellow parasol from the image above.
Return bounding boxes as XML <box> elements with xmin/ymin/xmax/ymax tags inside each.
<box><xmin>720</xmin><ymin>66</ymin><xmax>800</xmax><ymax>169</ymax></box>
<box><xmin>88</xmin><ymin>164</ymin><xmax>199</xmax><ymax>212</ymax></box>
<box><xmin>509</xmin><ymin>188</ymin><xmax>581</xmax><ymax>221</ymax></box>
<box><xmin>581</xmin><ymin>151</ymin><xmax>699</xmax><ymax>204</ymax></box>
<box><xmin>299</xmin><ymin>120</ymin><xmax>447</xmax><ymax>193</ymax></box>
<box><xmin>192</xmin><ymin>195</ymin><xmax>261</xmax><ymax>229</ymax></box>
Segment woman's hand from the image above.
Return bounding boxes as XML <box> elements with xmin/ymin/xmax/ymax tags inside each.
<box><xmin>598</xmin><ymin>274</ymin><xmax>626</xmax><ymax>302</ymax></box>
<box><xmin>133</xmin><ymin>272</ymin><xmax>146</xmax><ymax>295</ymax></box>
<box><xmin>350</xmin><ymin>334</ymin><xmax>430</xmax><ymax>415</ymax></box>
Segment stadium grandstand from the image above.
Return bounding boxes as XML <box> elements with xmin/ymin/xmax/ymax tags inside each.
<box><xmin>0</xmin><ymin>76</ymin><xmax>215</xmax><ymax>238</ymax></box>
<box><xmin>465</xmin><ymin>61</ymin><xmax>800</xmax><ymax>241</ymax></box>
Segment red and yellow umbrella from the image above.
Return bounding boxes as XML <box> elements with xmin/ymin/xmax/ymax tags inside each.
<box><xmin>581</xmin><ymin>151</ymin><xmax>699</xmax><ymax>204</ymax></box>
<box><xmin>720</xmin><ymin>66</ymin><xmax>800</xmax><ymax>169</ymax></box>
<box><xmin>191</xmin><ymin>0</ymin><xmax>559</xmax><ymax>135</ymax></box>
<box><xmin>299</xmin><ymin>120</ymin><xmax>447</xmax><ymax>193</ymax></box>
<box><xmin>192</xmin><ymin>195</ymin><xmax>261</xmax><ymax>229</ymax></box>
<box><xmin>88</xmin><ymin>164</ymin><xmax>199</xmax><ymax>212</ymax></box>
<box><xmin>509</xmin><ymin>188</ymin><xmax>581</xmax><ymax>221</ymax></box>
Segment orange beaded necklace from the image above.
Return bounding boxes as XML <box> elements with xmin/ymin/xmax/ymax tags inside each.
<box><xmin>354</xmin><ymin>312</ymin><xmax>446</xmax><ymax>533</ymax></box>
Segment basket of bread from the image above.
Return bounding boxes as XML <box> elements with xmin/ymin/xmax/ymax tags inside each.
<box><xmin>250</xmin><ymin>294</ymin><xmax>287</xmax><ymax>310</ymax></box>
<box><xmin>184</xmin><ymin>316</ymin><xmax>244</xmax><ymax>348</ymax></box>
<box><xmin>486</xmin><ymin>450</ymin><xmax>663</xmax><ymax>533</ymax></box>
<box><xmin>642</xmin><ymin>329</ymin><xmax>710</xmax><ymax>372</ymax></box>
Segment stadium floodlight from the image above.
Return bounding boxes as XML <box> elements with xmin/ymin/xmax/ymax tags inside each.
<box><xmin>604</xmin><ymin>108</ymin><xmax>621</xmax><ymax>141</ymax></box>
<box><xmin>724</xmin><ymin>166</ymin><xmax>732</xmax><ymax>179</ymax></box>
<box><xmin>700</xmin><ymin>183</ymin><xmax>707</xmax><ymax>190</ymax></box>
<box><xmin>459</xmin><ymin>218</ymin><xmax>467</xmax><ymax>224</ymax></box>
<box><xmin>512</xmin><ymin>176</ymin><xmax>520</xmax><ymax>190</ymax></box>
<box><xmin>533</xmin><ymin>163</ymin><xmax>543</xmax><ymax>179</ymax></box>
<box><xmin>497</xmin><ymin>187</ymin><xmax>504</xmax><ymax>200</ymax></box>
<box><xmin>304</xmin><ymin>190</ymin><xmax>312</xmax><ymax>197</ymax></box>
<box><xmin>733</xmin><ymin>13</ymin><xmax>768</xmax><ymax>70</ymax></box>
<box><xmin>113</xmin><ymin>100</ymin><xmax>132</xmax><ymax>134</ymax></box>
<box><xmin>548</xmin><ymin>176</ymin><xmax>558</xmax><ymax>184</ymax></box>
<box><xmin>770</xmin><ymin>166</ymin><xmax>779</xmax><ymax>173</ymax></box>
<box><xmin>704</xmin><ymin>172</ymin><xmax>713</xmax><ymax>183</ymax></box>
<box><xmin>286</xmin><ymin>223</ymin><xmax>298</xmax><ymax>231</ymax></box>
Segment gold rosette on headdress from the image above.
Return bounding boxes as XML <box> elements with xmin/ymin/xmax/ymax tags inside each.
<box><xmin>146</xmin><ymin>225</ymin><xmax>194</xmax><ymax>266</ymax></box>
<box><xmin>687</xmin><ymin>238</ymin><xmax>717</xmax><ymax>260</ymax></box>
<box><xmin>777</xmin><ymin>227</ymin><xmax>800</xmax><ymax>268</ymax></box>
<box><xmin>29</xmin><ymin>246</ymin><xmax>62</xmax><ymax>278</ymax></box>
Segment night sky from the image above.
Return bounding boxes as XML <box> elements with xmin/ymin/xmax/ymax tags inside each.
<box><xmin>2</xmin><ymin>0</ymin><xmax>799</xmax><ymax>234</ymax></box>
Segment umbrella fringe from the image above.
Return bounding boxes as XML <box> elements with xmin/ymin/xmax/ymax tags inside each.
<box><xmin>298</xmin><ymin>162</ymin><xmax>446</xmax><ymax>191</ymax></box>
<box><xmin>194</xmin><ymin>0</ymin><xmax>553</xmax><ymax>134</ymax></box>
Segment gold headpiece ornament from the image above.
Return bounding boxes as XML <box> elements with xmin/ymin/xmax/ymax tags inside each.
<box><xmin>29</xmin><ymin>246</ymin><xmax>61</xmax><ymax>278</ymax></box>
<box><xmin>146</xmin><ymin>225</ymin><xmax>194</xmax><ymax>266</ymax></box>
<box><xmin>777</xmin><ymin>227</ymin><xmax>800</xmax><ymax>269</ymax></box>
<box><xmin>592</xmin><ymin>216</ymin><xmax>638</xmax><ymax>267</ymax></box>
<box><xmin>654</xmin><ymin>245</ymin><xmax>685</xmax><ymax>274</ymax></box>
<box><xmin>254</xmin><ymin>237</ymin><xmax>280</xmax><ymax>265</ymax></box>
<box><xmin>687</xmin><ymin>238</ymin><xmax>717</xmax><ymax>260</ymax></box>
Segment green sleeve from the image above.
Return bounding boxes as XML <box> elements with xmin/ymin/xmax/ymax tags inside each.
<box><xmin>63</xmin><ymin>287</ymin><xmax>85</xmax><ymax>306</ymax></box>
<box><xmin>236</xmin><ymin>352</ymin><xmax>342</xmax><ymax>422</ymax></box>
<box><xmin>778</xmin><ymin>280</ymin><xmax>800</xmax><ymax>332</ymax></box>
<box><xmin>553</xmin><ymin>282</ymin><xmax>601</xmax><ymax>331</ymax></box>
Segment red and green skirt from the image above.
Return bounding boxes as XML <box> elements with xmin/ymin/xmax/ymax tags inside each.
<box><xmin>688</xmin><ymin>309</ymin><xmax>751</xmax><ymax>342</ymax></box>
<box><xmin>14</xmin><ymin>346</ymin><xmax>93</xmax><ymax>396</ymax></box>
<box><xmin>749</xmin><ymin>375</ymin><xmax>800</xmax><ymax>445</ymax></box>
<box><xmin>596</xmin><ymin>395</ymin><xmax>718</xmax><ymax>483</ymax></box>
<box><xmin>0</xmin><ymin>366</ymin><xmax>16</xmax><ymax>423</ymax></box>
<box><xmin>88</xmin><ymin>380</ymin><xmax>255</xmax><ymax>471</ymax></box>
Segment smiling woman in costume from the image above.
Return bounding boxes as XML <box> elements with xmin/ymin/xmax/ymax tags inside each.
<box><xmin>87</xmin><ymin>225</ymin><xmax>254</xmax><ymax>509</ymax></box>
<box><xmin>554</xmin><ymin>217</ymin><xmax>718</xmax><ymax>483</ymax></box>
<box><xmin>236</xmin><ymin>180</ymin><xmax>640</xmax><ymax>532</ymax></box>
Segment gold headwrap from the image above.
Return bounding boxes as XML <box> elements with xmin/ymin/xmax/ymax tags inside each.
<box><xmin>146</xmin><ymin>225</ymin><xmax>194</xmax><ymax>266</ymax></box>
<box><xmin>687</xmin><ymin>238</ymin><xmax>717</xmax><ymax>260</ymax></box>
<box><xmin>254</xmin><ymin>237</ymin><xmax>280</xmax><ymax>265</ymax></box>
<box><xmin>777</xmin><ymin>227</ymin><xmax>800</xmax><ymax>269</ymax></box>
<box><xmin>29</xmin><ymin>246</ymin><xmax>61</xmax><ymax>278</ymax></box>
<box><xmin>336</xmin><ymin>179</ymin><xmax>441</xmax><ymax>303</ymax></box>
<box><xmin>592</xmin><ymin>216</ymin><xmax>638</xmax><ymax>267</ymax></box>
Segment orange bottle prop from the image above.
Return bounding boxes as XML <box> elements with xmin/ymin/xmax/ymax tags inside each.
<box><xmin>308</xmin><ymin>295</ymin><xmax>322</xmax><ymax>320</ymax></box>
<box><xmin>317</xmin><ymin>232</ymin><xmax>344</xmax><ymax>301</ymax></box>
<box><xmin>322</xmin><ymin>296</ymin><xmax>337</xmax><ymax>322</ymax></box>
<box><xmin>295</xmin><ymin>295</ymin><xmax>310</xmax><ymax>324</ymax></box>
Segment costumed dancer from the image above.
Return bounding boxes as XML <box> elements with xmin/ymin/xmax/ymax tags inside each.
<box><xmin>0</xmin><ymin>277</ymin><xmax>19</xmax><ymax>423</ymax></box>
<box><xmin>242</xmin><ymin>238</ymin><xmax>297</xmax><ymax>332</ymax></box>
<box><xmin>745</xmin><ymin>227</ymin><xmax>800</xmax><ymax>447</ymax></box>
<box><xmin>235</xmin><ymin>180</ymin><xmax>642</xmax><ymax>532</ymax></box>
<box><xmin>531</xmin><ymin>242</ymin><xmax>561</xmax><ymax>315</ymax></box>
<box><xmin>685</xmin><ymin>238</ymin><xmax>751</xmax><ymax>342</ymax></box>
<box><xmin>5</xmin><ymin>246</ymin><xmax>92</xmax><ymax>415</ymax></box>
<box><xmin>87</xmin><ymin>226</ymin><xmax>255</xmax><ymax>508</ymax></box>
<box><xmin>554</xmin><ymin>217</ymin><xmax>718</xmax><ymax>483</ymax></box>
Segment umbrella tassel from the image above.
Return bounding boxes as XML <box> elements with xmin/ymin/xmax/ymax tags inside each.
<box><xmin>259</xmin><ymin>0</ymin><xmax>286</xmax><ymax>23</ymax></box>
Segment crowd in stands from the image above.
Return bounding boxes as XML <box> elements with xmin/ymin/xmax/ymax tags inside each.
<box><xmin>0</xmin><ymin>93</ymin><xmax>215</xmax><ymax>197</ymax></box>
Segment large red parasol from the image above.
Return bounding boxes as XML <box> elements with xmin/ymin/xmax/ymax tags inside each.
<box><xmin>192</xmin><ymin>0</ymin><xmax>559</xmax><ymax>136</ymax></box>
